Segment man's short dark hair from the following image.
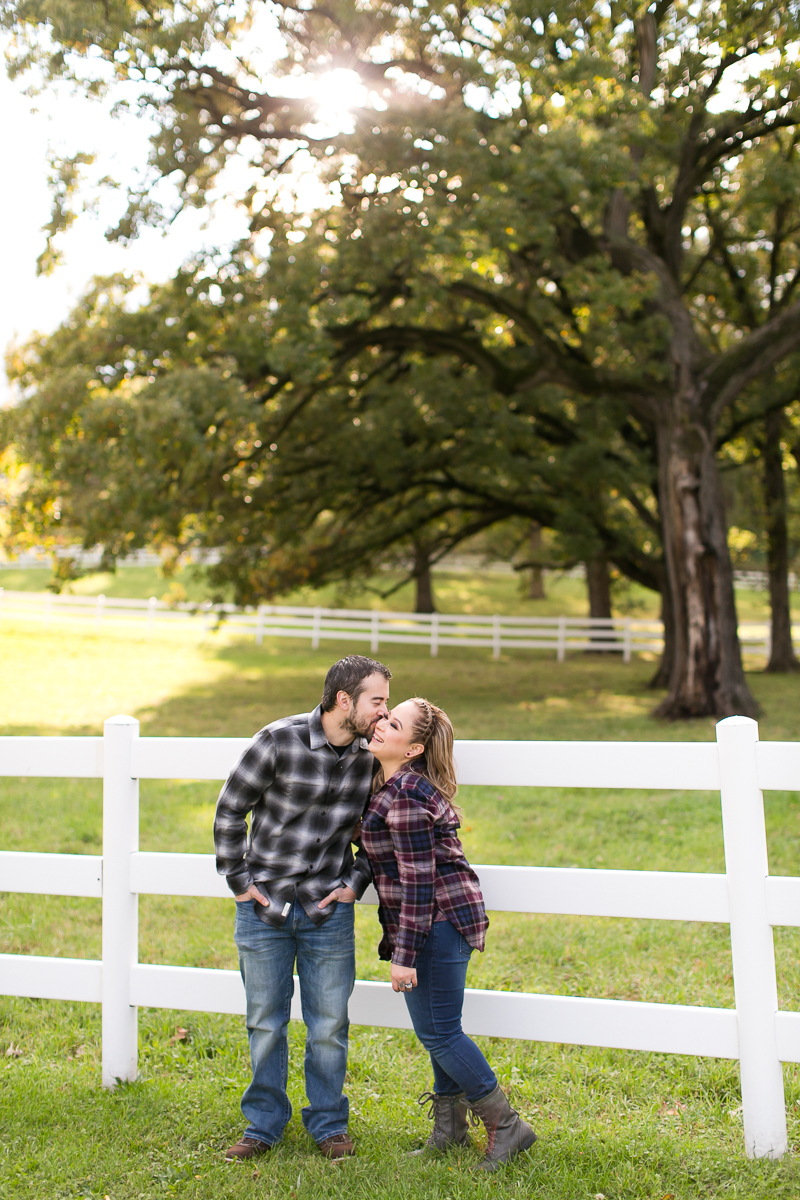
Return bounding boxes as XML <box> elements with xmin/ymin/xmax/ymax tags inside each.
<box><xmin>321</xmin><ymin>655</ymin><xmax>392</xmax><ymax>711</ymax></box>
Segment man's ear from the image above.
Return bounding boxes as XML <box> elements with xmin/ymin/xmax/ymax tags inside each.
<box><xmin>336</xmin><ymin>689</ymin><xmax>352</xmax><ymax>711</ymax></box>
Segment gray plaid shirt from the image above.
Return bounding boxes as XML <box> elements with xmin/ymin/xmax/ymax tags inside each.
<box><xmin>213</xmin><ymin>704</ymin><xmax>374</xmax><ymax>926</ymax></box>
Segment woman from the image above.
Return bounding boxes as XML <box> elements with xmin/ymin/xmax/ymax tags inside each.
<box><xmin>361</xmin><ymin>696</ymin><xmax>537</xmax><ymax>1172</ymax></box>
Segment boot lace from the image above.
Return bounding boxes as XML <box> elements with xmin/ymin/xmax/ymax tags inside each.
<box><xmin>418</xmin><ymin>1091</ymin><xmax>437</xmax><ymax>1120</ymax></box>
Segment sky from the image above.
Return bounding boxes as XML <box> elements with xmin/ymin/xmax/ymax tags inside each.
<box><xmin>0</xmin><ymin>9</ymin><xmax>367</xmax><ymax>403</ymax></box>
<box><xmin>0</xmin><ymin>57</ymin><xmax>251</xmax><ymax>401</ymax></box>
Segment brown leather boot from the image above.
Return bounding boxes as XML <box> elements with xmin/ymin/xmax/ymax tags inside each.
<box><xmin>317</xmin><ymin>1132</ymin><xmax>355</xmax><ymax>1159</ymax></box>
<box><xmin>409</xmin><ymin>1091</ymin><xmax>471</xmax><ymax>1154</ymax></box>
<box><xmin>468</xmin><ymin>1085</ymin><xmax>536</xmax><ymax>1172</ymax></box>
<box><xmin>225</xmin><ymin>1136</ymin><xmax>272</xmax><ymax>1162</ymax></box>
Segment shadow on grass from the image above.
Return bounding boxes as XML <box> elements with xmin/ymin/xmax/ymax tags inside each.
<box><xmin>130</xmin><ymin>637</ymin><xmax>800</xmax><ymax>741</ymax></box>
<box><xmin>130</xmin><ymin>639</ymin><xmax>692</xmax><ymax>741</ymax></box>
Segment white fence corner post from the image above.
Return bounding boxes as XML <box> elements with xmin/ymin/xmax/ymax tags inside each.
<box><xmin>102</xmin><ymin>714</ymin><xmax>140</xmax><ymax>1089</ymax></box>
<box><xmin>255</xmin><ymin>604</ymin><xmax>265</xmax><ymax>646</ymax></box>
<box><xmin>371</xmin><ymin>610</ymin><xmax>380</xmax><ymax>654</ymax></box>
<box><xmin>430</xmin><ymin>612</ymin><xmax>439</xmax><ymax>658</ymax></box>
<box><xmin>492</xmin><ymin>614</ymin><xmax>501</xmax><ymax>661</ymax></box>
<box><xmin>716</xmin><ymin>714</ymin><xmax>787</xmax><ymax>1159</ymax></box>
<box><xmin>622</xmin><ymin>617</ymin><xmax>631</xmax><ymax>663</ymax></box>
<box><xmin>556</xmin><ymin>615</ymin><xmax>566</xmax><ymax>663</ymax></box>
<box><xmin>311</xmin><ymin>606</ymin><xmax>321</xmax><ymax>650</ymax></box>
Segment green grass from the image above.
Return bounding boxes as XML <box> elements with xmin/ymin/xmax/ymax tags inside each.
<box><xmin>4</xmin><ymin>621</ymin><xmax>800</xmax><ymax>1195</ymax></box>
<box><xmin>0</xmin><ymin>561</ymin><xmax>789</xmax><ymax>621</ymax></box>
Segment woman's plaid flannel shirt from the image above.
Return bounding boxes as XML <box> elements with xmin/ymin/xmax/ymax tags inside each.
<box><xmin>361</xmin><ymin>769</ymin><xmax>488</xmax><ymax>967</ymax></box>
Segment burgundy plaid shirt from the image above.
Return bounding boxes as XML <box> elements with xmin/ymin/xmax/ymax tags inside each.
<box><xmin>361</xmin><ymin>769</ymin><xmax>488</xmax><ymax>968</ymax></box>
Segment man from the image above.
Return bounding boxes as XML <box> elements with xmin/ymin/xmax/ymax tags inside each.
<box><xmin>214</xmin><ymin>654</ymin><xmax>391</xmax><ymax>1162</ymax></box>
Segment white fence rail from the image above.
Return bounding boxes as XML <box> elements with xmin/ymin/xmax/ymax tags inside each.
<box><xmin>2</xmin><ymin>721</ymin><xmax>800</xmax><ymax>1158</ymax></box>
<box><xmin>0</xmin><ymin>588</ymin><xmax>783</xmax><ymax>661</ymax></box>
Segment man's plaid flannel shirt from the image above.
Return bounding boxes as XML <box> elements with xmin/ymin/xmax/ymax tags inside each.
<box><xmin>213</xmin><ymin>705</ymin><xmax>374</xmax><ymax>926</ymax></box>
<box><xmin>361</xmin><ymin>769</ymin><xmax>488</xmax><ymax>967</ymax></box>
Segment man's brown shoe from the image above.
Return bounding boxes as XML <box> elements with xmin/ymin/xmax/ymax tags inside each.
<box><xmin>317</xmin><ymin>1133</ymin><xmax>355</xmax><ymax>1160</ymax></box>
<box><xmin>225</xmin><ymin>1137</ymin><xmax>272</xmax><ymax>1162</ymax></box>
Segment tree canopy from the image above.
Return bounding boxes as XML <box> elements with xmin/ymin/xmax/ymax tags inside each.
<box><xmin>5</xmin><ymin>0</ymin><xmax>800</xmax><ymax>716</ymax></box>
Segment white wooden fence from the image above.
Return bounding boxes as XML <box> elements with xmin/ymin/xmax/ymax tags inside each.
<box><xmin>0</xmin><ymin>588</ymin><xmax>784</xmax><ymax>661</ymax></box>
<box><xmin>2</xmin><ymin>718</ymin><xmax>800</xmax><ymax>1158</ymax></box>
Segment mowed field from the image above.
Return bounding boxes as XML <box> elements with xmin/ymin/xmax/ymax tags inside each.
<box><xmin>3</xmin><ymin>612</ymin><xmax>800</xmax><ymax>1198</ymax></box>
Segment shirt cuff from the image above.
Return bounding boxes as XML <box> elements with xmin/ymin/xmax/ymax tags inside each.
<box><xmin>341</xmin><ymin>868</ymin><xmax>371</xmax><ymax>900</ymax></box>
<box><xmin>225</xmin><ymin>871</ymin><xmax>253</xmax><ymax>896</ymax></box>
<box><xmin>391</xmin><ymin>948</ymin><xmax>418</xmax><ymax>968</ymax></box>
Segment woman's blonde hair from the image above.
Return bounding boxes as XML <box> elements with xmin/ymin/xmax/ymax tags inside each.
<box><xmin>407</xmin><ymin>697</ymin><xmax>458</xmax><ymax>804</ymax></box>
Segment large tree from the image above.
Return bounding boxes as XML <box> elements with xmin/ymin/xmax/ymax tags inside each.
<box><xmin>2</xmin><ymin>264</ymin><xmax>661</xmax><ymax>614</ymax></box>
<box><xmin>5</xmin><ymin>0</ymin><xmax>800</xmax><ymax>714</ymax></box>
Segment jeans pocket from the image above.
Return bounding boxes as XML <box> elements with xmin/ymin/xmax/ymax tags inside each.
<box><xmin>458</xmin><ymin>932</ymin><xmax>473</xmax><ymax>957</ymax></box>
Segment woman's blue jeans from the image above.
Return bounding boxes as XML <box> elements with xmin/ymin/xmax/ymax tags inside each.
<box><xmin>234</xmin><ymin>897</ymin><xmax>355</xmax><ymax>1145</ymax></box>
<box><xmin>403</xmin><ymin>920</ymin><xmax>497</xmax><ymax>1103</ymax></box>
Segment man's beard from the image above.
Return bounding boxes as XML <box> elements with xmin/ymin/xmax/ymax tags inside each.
<box><xmin>342</xmin><ymin>710</ymin><xmax>379</xmax><ymax>739</ymax></box>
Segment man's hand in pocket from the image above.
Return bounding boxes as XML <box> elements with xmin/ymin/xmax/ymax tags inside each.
<box><xmin>234</xmin><ymin>885</ymin><xmax>269</xmax><ymax>905</ymax></box>
<box><xmin>317</xmin><ymin>886</ymin><xmax>357</xmax><ymax>909</ymax></box>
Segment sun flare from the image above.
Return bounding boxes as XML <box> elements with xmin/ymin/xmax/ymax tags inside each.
<box><xmin>310</xmin><ymin>69</ymin><xmax>367</xmax><ymax>121</ymax></box>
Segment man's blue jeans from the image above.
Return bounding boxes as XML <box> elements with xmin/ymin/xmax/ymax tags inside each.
<box><xmin>234</xmin><ymin>896</ymin><xmax>356</xmax><ymax>1145</ymax></box>
<box><xmin>404</xmin><ymin>919</ymin><xmax>497</xmax><ymax>1103</ymax></box>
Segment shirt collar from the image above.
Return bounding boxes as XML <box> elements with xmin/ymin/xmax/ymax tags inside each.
<box><xmin>308</xmin><ymin>704</ymin><xmax>369</xmax><ymax>754</ymax></box>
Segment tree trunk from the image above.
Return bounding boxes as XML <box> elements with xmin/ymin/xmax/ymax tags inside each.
<box><xmin>586</xmin><ymin>555</ymin><xmax>612</xmax><ymax>651</ymax></box>
<box><xmin>413</xmin><ymin>546</ymin><xmax>436</xmax><ymax>613</ymax></box>
<box><xmin>586</xmin><ymin>556</ymin><xmax>612</xmax><ymax>618</ymax></box>
<box><xmin>648</xmin><ymin>567</ymin><xmax>675</xmax><ymax>689</ymax></box>
<box><xmin>654</xmin><ymin>415</ymin><xmax>758</xmax><ymax>718</ymax></box>
<box><xmin>528</xmin><ymin>521</ymin><xmax>546</xmax><ymax>599</ymax></box>
<box><xmin>763</xmin><ymin>407</ymin><xmax>799</xmax><ymax>672</ymax></box>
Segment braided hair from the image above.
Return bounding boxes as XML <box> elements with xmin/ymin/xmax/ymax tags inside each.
<box><xmin>407</xmin><ymin>697</ymin><xmax>458</xmax><ymax>804</ymax></box>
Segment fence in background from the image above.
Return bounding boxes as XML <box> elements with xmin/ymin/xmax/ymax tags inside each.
<box><xmin>2</xmin><ymin>718</ymin><xmax>800</xmax><ymax>1158</ymax></box>
<box><xmin>0</xmin><ymin>589</ymin><xmax>783</xmax><ymax>661</ymax></box>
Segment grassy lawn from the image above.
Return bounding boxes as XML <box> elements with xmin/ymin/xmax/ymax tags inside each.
<box><xmin>3</xmin><ymin>619</ymin><xmax>800</xmax><ymax>1196</ymax></box>
<box><xmin>0</xmin><ymin>561</ymin><xmax>788</xmax><ymax>621</ymax></box>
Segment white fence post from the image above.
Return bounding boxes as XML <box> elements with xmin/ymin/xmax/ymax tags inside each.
<box><xmin>311</xmin><ymin>606</ymin><xmax>321</xmax><ymax>650</ymax></box>
<box><xmin>557</xmin><ymin>615</ymin><xmax>566</xmax><ymax>663</ymax></box>
<box><xmin>492</xmin><ymin>614</ymin><xmax>501</xmax><ymax>661</ymax></box>
<box><xmin>95</xmin><ymin>593</ymin><xmax>105</xmax><ymax>632</ymax></box>
<box><xmin>430</xmin><ymin>612</ymin><xmax>439</xmax><ymax>658</ymax></box>
<box><xmin>255</xmin><ymin>604</ymin><xmax>265</xmax><ymax>646</ymax></box>
<box><xmin>716</xmin><ymin>715</ymin><xmax>787</xmax><ymax>1159</ymax></box>
<box><xmin>765</xmin><ymin>619</ymin><xmax>772</xmax><ymax>663</ymax></box>
<box><xmin>102</xmin><ymin>715</ymin><xmax>140</xmax><ymax>1088</ymax></box>
<box><xmin>371</xmin><ymin>610</ymin><xmax>380</xmax><ymax>654</ymax></box>
<box><xmin>622</xmin><ymin>617</ymin><xmax>632</xmax><ymax>663</ymax></box>
<box><xmin>147</xmin><ymin>596</ymin><xmax>157</xmax><ymax>637</ymax></box>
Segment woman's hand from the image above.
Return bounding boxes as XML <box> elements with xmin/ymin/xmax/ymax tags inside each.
<box><xmin>391</xmin><ymin>964</ymin><xmax>418</xmax><ymax>993</ymax></box>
